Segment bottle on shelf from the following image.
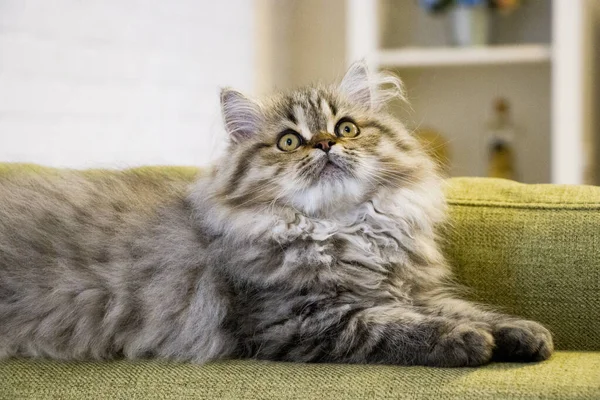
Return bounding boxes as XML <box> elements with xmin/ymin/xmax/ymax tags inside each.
<box><xmin>486</xmin><ymin>98</ymin><xmax>517</xmax><ymax>180</ymax></box>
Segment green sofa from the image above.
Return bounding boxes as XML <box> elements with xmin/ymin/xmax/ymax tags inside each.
<box><xmin>1</xmin><ymin>166</ymin><xmax>599</xmax><ymax>399</ymax></box>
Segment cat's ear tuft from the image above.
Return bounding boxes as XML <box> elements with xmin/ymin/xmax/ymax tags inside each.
<box><xmin>340</xmin><ymin>60</ymin><xmax>372</xmax><ymax>107</ymax></box>
<box><xmin>220</xmin><ymin>88</ymin><xmax>262</xmax><ymax>143</ymax></box>
<box><xmin>339</xmin><ymin>60</ymin><xmax>405</xmax><ymax>110</ymax></box>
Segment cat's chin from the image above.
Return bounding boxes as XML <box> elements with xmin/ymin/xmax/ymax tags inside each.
<box><xmin>318</xmin><ymin>161</ymin><xmax>346</xmax><ymax>181</ymax></box>
<box><xmin>288</xmin><ymin>175</ymin><xmax>366</xmax><ymax>217</ymax></box>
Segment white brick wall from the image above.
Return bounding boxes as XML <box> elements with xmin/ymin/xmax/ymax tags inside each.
<box><xmin>0</xmin><ymin>0</ymin><xmax>256</xmax><ymax>168</ymax></box>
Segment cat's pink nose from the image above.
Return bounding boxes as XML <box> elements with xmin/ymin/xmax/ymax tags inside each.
<box><xmin>314</xmin><ymin>140</ymin><xmax>335</xmax><ymax>153</ymax></box>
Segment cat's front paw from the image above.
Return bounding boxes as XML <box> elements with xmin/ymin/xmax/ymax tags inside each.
<box><xmin>426</xmin><ymin>322</ymin><xmax>494</xmax><ymax>367</ymax></box>
<box><xmin>492</xmin><ymin>319</ymin><xmax>553</xmax><ymax>362</ymax></box>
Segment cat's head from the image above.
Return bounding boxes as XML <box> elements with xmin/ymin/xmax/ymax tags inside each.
<box><xmin>215</xmin><ymin>61</ymin><xmax>437</xmax><ymax>216</ymax></box>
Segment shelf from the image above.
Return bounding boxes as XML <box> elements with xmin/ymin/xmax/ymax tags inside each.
<box><xmin>375</xmin><ymin>45</ymin><xmax>552</xmax><ymax>68</ymax></box>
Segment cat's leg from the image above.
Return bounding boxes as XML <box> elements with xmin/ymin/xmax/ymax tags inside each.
<box><xmin>420</xmin><ymin>294</ymin><xmax>553</xmax><ymax>362</ymax></box>
<box><xmin>247</xmin><ymin>304</ymin><xmax>495</xmax><ymax>367</ymax></box>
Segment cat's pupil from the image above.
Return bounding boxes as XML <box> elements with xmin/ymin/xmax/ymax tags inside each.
<box><xmin>344</xmin><ymin>126</ymin><xmax>350</xmax><ymax>133</ymax></box>
<box><xmin>286</xmin><ymin>138</ymin><xmax>293</xmax><ymax>146</ymax></box>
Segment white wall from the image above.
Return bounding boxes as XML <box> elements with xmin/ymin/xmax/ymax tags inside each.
<box><xmin>0</xmin><ymin>0</ymin><xmax>255</xmax><ymax>169</ymax></box>
<box><xmin>257</xmin><ymin>0</ymin><xmax>347</xmax><ymax>92</ymax></box>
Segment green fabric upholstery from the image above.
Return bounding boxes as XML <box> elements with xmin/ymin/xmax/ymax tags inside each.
<box><xmin>2</xmin><ymin>352</ymin><xmax>600</xmax><ymax>400</ymax></box>
<box><xmin>444</xmin><ymin>178</ymin><xmax>600</xmax><ymax>352</ymax></box>
<box><xmin>1</xmin><ymin>166</ymin><xmax>599</xmax><ymax>399</ymax></box>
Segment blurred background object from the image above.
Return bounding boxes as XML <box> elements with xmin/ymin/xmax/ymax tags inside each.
<box><xmin>0</xmin><ymin>0</ymin><xmax>599</xmax><ymax>185</ymax></box>
<box><xmin>486</xmin><ymin>98</ymin><xmax>517</xmax><ymax>180</ymax></box>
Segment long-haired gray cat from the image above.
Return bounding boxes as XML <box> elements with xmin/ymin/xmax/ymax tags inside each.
<box><xmin>0</xmin><ymin>61</ymin><xmax>552</xmax><ymax>367</ymax></box>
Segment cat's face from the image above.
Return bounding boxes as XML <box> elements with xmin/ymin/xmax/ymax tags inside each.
<box><xmin>217</xmin><ymin>62</ymin><xmax>435</xmax><ymax>216</ymax></box>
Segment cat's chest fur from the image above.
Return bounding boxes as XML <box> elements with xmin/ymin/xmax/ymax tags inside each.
<box><xmin>215</xmin><ymin>198</ymin><xmax>429</xmax><ymax>304</ymax></box>
<box><xmin>289</xmin><ymin>210</ymin><xmax>418</xmax><ymax>296</ymax></box>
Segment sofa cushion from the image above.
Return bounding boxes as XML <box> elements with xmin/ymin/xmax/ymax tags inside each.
<box><xmin>2</xmin><ymin>352</ymin><xmax>599</xmax><ymax>400</ymax></box>
<box><xmin>444</xmin><ymin>178</ymin><xmax>600</xmax><ymax>351</ymax></box>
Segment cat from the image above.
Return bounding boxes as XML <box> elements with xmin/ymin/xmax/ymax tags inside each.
<box><xmin>0</xmin><ymin>61</ymin><xmax>553</xmax><ymax>367</ymax></box>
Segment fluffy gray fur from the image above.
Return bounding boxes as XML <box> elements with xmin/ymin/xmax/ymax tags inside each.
<box><xmin>0</xmin><ymin>62</ymin><xmax>553</xmax><ymax>366</ymax></box>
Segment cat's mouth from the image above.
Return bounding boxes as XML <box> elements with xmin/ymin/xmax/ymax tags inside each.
<box><xmin>322</xmin><ymin>161</ymin><xmax>338</xmax><ymax>171</ymax></box>
<box><xmin>318</xmin><ymin>159</ymin><xmax>345</xmax><ymax>179</ymax></box>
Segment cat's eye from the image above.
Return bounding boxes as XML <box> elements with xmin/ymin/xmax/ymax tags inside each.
<box><xmin>277</xmin><ymin>131</ymin><xmax>303</xmax><ymax>152</ymax></box>
<box><xmin>336</xmin><ymin>119</ymin><xmax>360</xmax><ymax>138</ymax></box>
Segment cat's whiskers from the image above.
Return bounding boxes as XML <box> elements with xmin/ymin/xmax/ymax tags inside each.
<box><xmin>356</xmin><ymin>160</ymin><xmax>406</xmax><ymax>190</ymax></box>
<box><xmin>369</xmin><ymin>163</ymin><xmax>420</xmax><ymax>185</ymax></box>
<box><xmin>266</xmin><ymin>186</ymin><xmax>291</xmax><ymax>216</ymax></box>
<box><xmin>361</xmin><ymin>168</ymin><xmax>412</xmax><ymax>192</ymax></box>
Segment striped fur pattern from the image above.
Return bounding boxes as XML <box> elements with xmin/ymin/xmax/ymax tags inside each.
<box><xmin>0</xmin><ymin>62</ymin><xmax>552</xmax><ymax>366</ymax></box>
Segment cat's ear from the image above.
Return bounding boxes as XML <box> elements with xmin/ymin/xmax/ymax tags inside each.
<box><xmin>339</xmin><ymin>60</ymin><xmax>405</xmax><ymax>110</ymax></box>
<box><xmin>340</xmin><ymin>60</ymin><xmax>372</xmax><ymax>107</ymax></box>
<box><xmin>220</xmin><ymin>88</ymin><xmax>262</xmax><ymax>143</ymax></box>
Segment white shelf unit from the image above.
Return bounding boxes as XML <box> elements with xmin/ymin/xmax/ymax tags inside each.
<box><xmin>347</xmin><ymin>0</ymin><xmax>600</xmax><ymax>185</ymax></box>
<box><xmin>376</xmin><ymin>45</ymin><xmax>551</xmax><ymax>68</ymax></box>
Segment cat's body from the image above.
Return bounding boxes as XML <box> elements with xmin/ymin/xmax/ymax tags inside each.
<box><xmin>0</xmin><ymin>62</ymin><xmax>553</xmax><ymax>366</ymax></box>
